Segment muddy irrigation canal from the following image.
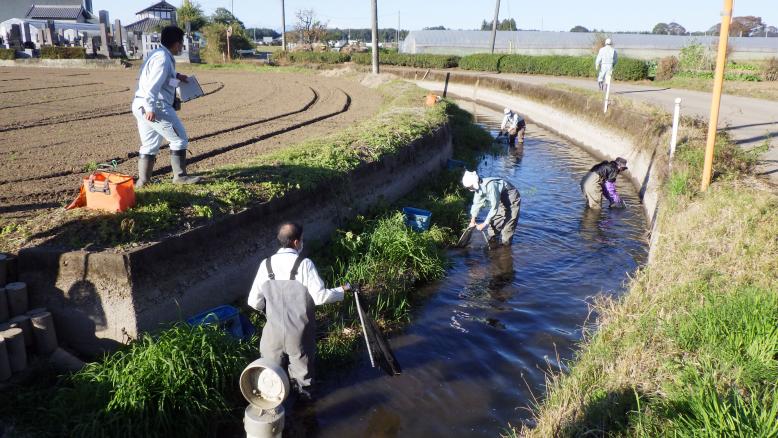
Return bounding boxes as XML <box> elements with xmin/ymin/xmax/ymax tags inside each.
<box><xmin>304</xmin><ymin>105</ymin><xmax>649</xmax><ymax>437</ymax></box>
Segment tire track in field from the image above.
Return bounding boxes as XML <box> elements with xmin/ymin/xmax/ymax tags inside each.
<box><xmin>0</xmin><ymin>82</ymin><xmax>225</xmax><ymax>133</ymax></box>
<box><xmin>0</xmin><ymin>86</ymin><xmax>320</xmax><ymax>184</ymax></box>
<box><xmin>0</xmin><ymin>88</ymin><xmax>352</xmax><ymax>207</ymax></box>
<box><xmin>0</xmin><ymin>82</ymin><xmax>101</xmax><ymax>94</ymax></box>
<box><xmin>0</xmin><ymin>87</ymin><xmax>131</xmax><ymax>110</ymax></box>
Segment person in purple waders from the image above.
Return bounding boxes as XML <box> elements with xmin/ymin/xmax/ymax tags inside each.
<box><xmin>580</xmin><ymin>157</ymin><xmax>628</xmax><ymax>209</ymax></box>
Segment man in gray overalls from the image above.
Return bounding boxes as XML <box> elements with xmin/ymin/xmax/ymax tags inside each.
<box><xmin>247</xmin><ymin>222</ymin><xmax>348</xmax><ymax>397</ymax></box>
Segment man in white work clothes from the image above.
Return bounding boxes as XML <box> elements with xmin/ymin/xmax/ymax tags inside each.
<box><xmin>595</xmin><ymin>38</ymin><xmax>618</xmax><ymax>91</ymax></box>
<box><xmin>500</xmin><ymin>107</ymin><xmax>526</xmax><ymax>147</ymax></box>
<box><xmin>247</xmin><ymin>222</ymin><xmax>350</xmax><ymax>399</ymax></box>
<box><xmin>132</xmin><ymin>25</ymin><xmax>200</xmax><ymax>187</ymax></box>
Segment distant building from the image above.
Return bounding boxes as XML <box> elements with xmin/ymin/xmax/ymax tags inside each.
<box><xmin>401</xmin><ymin>30</ymin><xmax>778</xmax><ymax>61</ymax></box>
<box><xmin>134</xmin><ymin>1</ymin><xmax>177</xmax><ymax>25</ymax></box>
<box><xmin>0</xmin><ymin>0</ymin><xmax>94</xmax><ymax>23</ymax></box>
<box><xmin>98</xmin><ymin>10</ymin><xmax>109</xmax><ymax>25</ymax></box>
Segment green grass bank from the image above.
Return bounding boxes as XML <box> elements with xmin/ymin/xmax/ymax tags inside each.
<box><xmin>511</xmin><ymin>116</ymin><xmax>777</xmax><ymax>436</ymax></box>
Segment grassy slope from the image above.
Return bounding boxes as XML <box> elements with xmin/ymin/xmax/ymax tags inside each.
<box><xmin>515</xmin><ymin>100</ymin><xmax>777</xmax><ymax>436</ymax></box>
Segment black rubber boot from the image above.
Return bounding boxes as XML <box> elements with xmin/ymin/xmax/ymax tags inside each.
<box><xmin>170</xmin><ymin>149</ymin><xmax>201</xmax><ymax>184</ymax></box>
<box><xmin>136</xmin><ymin>154</ymin><xmax>156</xmax><ymax>189</ymax></box>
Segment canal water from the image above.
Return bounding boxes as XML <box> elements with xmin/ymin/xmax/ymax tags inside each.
<box><xmin>305</xmin><ymin>105</ymin><xmax>649</xmax><ymax>437</ymax></box>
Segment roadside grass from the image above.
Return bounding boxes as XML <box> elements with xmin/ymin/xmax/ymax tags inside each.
<box><xmin>184</xmin><ymin>61</ymin><xmax>310</xmax><ymax>74</ymax></box>
<box><xmin>516</xmin><ymin>104</ymin><xmax>778</xmax><ymax>437</ymax></box>
<box><xmin>0</xmin><ymin>101</ymin><xmax>492</xmax><ymax>437</ymax></box>
<box><xmin>645</xmin><ymin>75</ymin><xmax>778</xmax><ymax>101</ymax></box>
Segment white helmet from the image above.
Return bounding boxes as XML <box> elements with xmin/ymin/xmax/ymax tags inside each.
<box><xmin>503</xmin><ymin>108</ymin><xmax>512</xmax><ymax>115</ymax></box>
<box><xmin>605</xmin><ymin>38</ymin><xmax>612</xmax><ymax>45</ymax></box>
<box><xmin>461</xmin><ymin>170</ymin><xmax>479</xmax><ymax>190</ymax></box>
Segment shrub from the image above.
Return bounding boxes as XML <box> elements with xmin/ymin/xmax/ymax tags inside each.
<box><xmin>762</xmin><ymin>57</ymin><xmax>778</xmax><ymax>81</ymax></box>
<box><xmin>282</xmin><ymin>51</ymin><xmax>351</xmax><ymax>64</ymax></box>
<box><xmin>656</xmin><ymin>56</ymin><xmax>679</xmax><ymax>81</ymax></box>
<box><xmin>39</xmin><ymin>46</ymin><xmax>86</xmax><ymax>59</ymax></box>
<box><xmin>679</xmin><ymin>41</ymin><xmax>713</xmax><ymax>71</ymax></box>
<box><xmin>459</xmin><ymin>53</ymin><xmax>649</xmax><ymax>80</ymax></box>
<box><xmin>613</xmin><ymin>57</ymin><xmax>650</xmax><ymax>81</ymax></box>
<box><xmin>459</xmin><ymin>53</ymin><xmax>503</xmax><ymax>71</ymax></box>
<box><xmin>200</xmin><ymin>22</ymin><xmax>253</xmax><ymax>64</ymax></box>
<box><xmin>351</xmin><ymin>52</ymin><xmax>459</xmax><ymax>68</ymax></box>
<box><xmin>0</xmin><ymin>48</ymin><xmax>15</xmax><ymax>60</ymax></box>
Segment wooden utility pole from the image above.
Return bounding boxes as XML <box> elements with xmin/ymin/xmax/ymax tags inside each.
<box><xmin>371</xmin><ymin>0</ymin><xmax>379</xmax><ymax>74</ymax></box>
<box><xmin>700</xmin><ymin>0</ymin><xmax>733</xmax><ymax>191</ymax></box>
<box><xmin>280</xmin><ymin>0</ymin><xmax>286</xmax><ymax>51</ymax></box>
<box><xmin>490</xmin><ymin>0</ymin><xmax>500</xmax><ymax>54</ymax></box>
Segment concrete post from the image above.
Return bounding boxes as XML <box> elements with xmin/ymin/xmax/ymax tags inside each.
<box><xmin>5</xmin><ymin>254</ymin><xmax>17</xmax><ymax>283</ymax></box>
<box><xmin>5</xmin><ymin>282</ymin><xmax>27</xmax><ymax>317</ymax></box>
<box><xmin>669</xmin><ymin>98</ymin><xmax>682</xmax><ymax>169</ymax></box>
<box><xmin>9</xmin><ymin>315</ymin><xmax>33</xmax><ymax>347</ymax></box>
<box><xmin>114</xmin><ymin>19</ymin><xmax>124</xmax><ymax>48</ymax></box>
<box><xmin>31</xmin><ymin>311</ymin><xmax>58</xmax><ymax>355</ymax></box>
<box><xmin>2</xmin><ymin>328</ymin><xmax>26</xmax><ymax>372</ymax></box>
<box><xmin>603</xmin><ymin>73</ymin><xmax>612</xmax><ymax>113</ymax></box>
<box><xmin>0</xmin><ymin>337</ymin><xmax>11</xmax><ymax>381</ymax></box>
<box><xmin>0</xmin><ymin>254</ymin><xmax>6</xmax><ymax>286</ymax></box>
<box><xmin>0</xmin><ymin>288</ymin><xmax>8</xmax><ymax>323</ymax></box>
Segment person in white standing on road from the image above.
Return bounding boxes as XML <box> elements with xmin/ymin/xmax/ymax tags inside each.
<box><xmin>595</xmin><ymin>38</ymin><xmax>618</xmax><ymax>91</ymax></box>
<box><xmin>132</xmin><ymin>25</ymin><xmax>200</xmax><ymax>188</ymax></box>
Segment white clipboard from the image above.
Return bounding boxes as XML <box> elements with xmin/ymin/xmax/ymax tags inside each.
<box><xmin>177</xmin><ymin>75</ymin><xmax>204</xmax><ymax>102</ymax></box>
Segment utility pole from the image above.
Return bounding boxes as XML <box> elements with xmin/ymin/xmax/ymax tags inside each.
<box><xmin>231</xmin><ymin>0</ymin><xmax>234</xmax><ymax>17</ymax></box>
<box><xmin>371</xmin><ymin>0</ymin><xmax>379</xmax><ymax>74</ymax></box>
<box><xmin>396</xmin><ymin>10</ymin><xmax>400</xmax><ymax>48</ymax></box>
<box><xmin>490</xmin><ymin>0</ymin><xmax>500</xmax><ymax>54</ymax></box>
<box><xmin>280</xmin><ymin>0</ymin><xmax>286</xmax><ymax>51</ymax></box>
<box><xmin>700</xmin><ymin>0</ymin><xmax>733</xmax><ymax>191</ymax></box>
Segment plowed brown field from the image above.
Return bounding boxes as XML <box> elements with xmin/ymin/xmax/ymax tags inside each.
<box><xmin>0</xmin><ymin>66</ymin><xmax>382</xmax><ymax>221</ymax></box>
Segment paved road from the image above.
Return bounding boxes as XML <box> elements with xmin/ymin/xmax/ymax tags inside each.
<box><xmin>419</xmin><ymin>69</ymin><xmax>778</xmax><ymax>185</ymax></box>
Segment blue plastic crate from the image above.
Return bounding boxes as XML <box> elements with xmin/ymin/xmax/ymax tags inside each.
<box><xmin>187</xmin><ymin>305</ymin><xmax>255</xmax><ymax>340</ymax></box>
<box><xmin>447</xmin><ymin>159</ymin><xmax>466</xmax><ymax>170</ymax></box>
<box><xmin>402</xmin><ymin>207</ymin><xmax>432</xmax><ymax>231</ymax></box>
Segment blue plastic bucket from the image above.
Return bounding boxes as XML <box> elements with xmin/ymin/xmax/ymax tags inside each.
<box><xmin>187</xmin><ymin>305</ymin><xmax>255</xmax><ymax>340</ymax></box>
<box><xmin>402</xmin><ymin>207</ymin><xmax>432</xmax><ymax>231</ymax></box>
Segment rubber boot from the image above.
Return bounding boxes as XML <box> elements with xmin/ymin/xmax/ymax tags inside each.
<box><xmin>170</xmin><ymin>149</ymin><xmax>201</xmax><ymax>184</ymax></box>
<box><xmin>136</xmin><ymin>154</ymin><xmax>156</xmax><ymax>189</ymax></box>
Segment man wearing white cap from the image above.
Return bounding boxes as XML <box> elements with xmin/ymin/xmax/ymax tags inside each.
<box><xmin>500</xmin><ymin>108</ymin><xmax>526</xmax><ymax>147</ymax></box>
<box><xmin>462</xmin><ymin>170</ymin><xmax>521</xmax><ymax>246</ymax></box>
<box><xmin>595</xmin><ymin>38</ymin><xmax>618</xmax><ymax>91</ymax></box>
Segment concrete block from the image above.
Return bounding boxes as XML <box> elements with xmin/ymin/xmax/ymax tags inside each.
<box><xmin>0</xmin><ymin>336</ymin><xmax>11</xmax><ymax>381</ymax></box>
<box><xmin>9</xmin><ymin>315</ymin><xmax>33</xmax><ymax>347</ymax></box>
<box><xmin>5</xmin><ymin>282</ymin><xmax>27</xmax><ymax>317</ymax></box>
<box><xmin>31</xmin><ymin>311</ymin><xmax>58</xmax><ymax>355</ymax></box>
<box><xmin>0</xmin><ymin>253</ymin><xmax>6</xmax><ymax>286</ymax></box>
<box><xmin>0</xmin><ymin>288</ymin><xmax>8</xmax><ymax>323</ymax></box>
<box><xmin>2</xmin><ymin>328</ymin><xmax>26</xmax><ymax>372</ymax></box>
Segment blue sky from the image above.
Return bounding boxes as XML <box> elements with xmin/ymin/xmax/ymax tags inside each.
<box><xmin>96</xmin><ymin>0</ymin><xmax>778</xmax><ymax>33</ymax></box>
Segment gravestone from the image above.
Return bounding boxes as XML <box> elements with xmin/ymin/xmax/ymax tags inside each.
<box><xmin>37</xmin><ymin>28</ymin><xmax>45</xmax><ymax>47</ymax></box>
<box><xmin>22</xmin><ymin>23</ymin><xmax>31</xmax><ymax>44</ymax></box>
<box><xmin>98</xmin><ymin>23</ymin><xmax>110</xmax><ymax>57</ymax></box>
<box><xmin>113</xmin><ymin>19</ymin><xmax>124</xmax><ymax>50</ymax></box>
<box><xmin>9</xmin><ymin>24</ymin><xmax>22</xmax><ymax>49</ymax></box>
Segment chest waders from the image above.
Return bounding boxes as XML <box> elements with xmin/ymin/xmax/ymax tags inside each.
<box><xmin>259</xmin><ymin>255</ymin><xmax>316</xmax><ymax>387</ymax></box>
<box><xmin>486</xmin><ymin>181</ymin><xmax>522</xmax><ymax>246</ymax></box>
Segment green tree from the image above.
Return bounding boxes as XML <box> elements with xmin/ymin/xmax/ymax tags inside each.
<box><xmin>570</xmin><ymin>25</ymin><xmax>589</xmax><ymax>33</ymax></box>
<box><xmin>177</xmin><ymin>0</ymin><xmax>206</xmax><ymax>33</ymax></box>
<box><xmin>652</xmin><ymin>22</ymin><xmax>670</xmax><ymax>34</ymax></box>
<box><xmin>211</xmin><ymin>7</ymin><xmax>244</xmax><ymax>28</ymax></box>
<box><xmin>201</xmin><ymin>22</ymin><xmax>252</xmax><ymax>64</ymax></box>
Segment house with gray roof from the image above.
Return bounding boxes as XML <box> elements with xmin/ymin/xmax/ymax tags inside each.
<box><xmin>0</xmin><ymin>0</ymin><xmax>94</xmax><ymax>23</ymax></box>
